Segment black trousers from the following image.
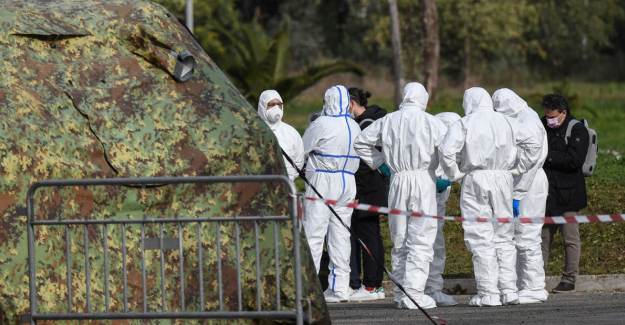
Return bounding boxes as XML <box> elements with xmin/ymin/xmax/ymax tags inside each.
<box><xmin>349</xmin><ymin>210</ymin><xmax>385</xmax><ymax>289</ymax></box>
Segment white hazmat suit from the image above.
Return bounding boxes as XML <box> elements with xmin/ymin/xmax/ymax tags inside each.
<box><xmin>425</xmin><ymin>112</ymin><xmax>462</xmax><ymax>307</ymax></box>
<box><xmin>354</xmin><ymin>82</ymin><xmax>446</xmax><ymax>309</ymax></box>
<box><xmin>302</xmin><ymin>85</ymin><xmax>360</xmax><ymax>302</ymax></box>
<box><xmin>257</xmin><ymin>90</ymin><xmax>305</xmax><ymax>181</ymax></box>
<box><xmin>438</xmin><ymin>87</ymin><xmax>541</xmax><ymax>307</ymax></box>
<box><xmin>493</xmin><ymin>88</ymin><xmax>549</xmax><ymax>304</ymax></box>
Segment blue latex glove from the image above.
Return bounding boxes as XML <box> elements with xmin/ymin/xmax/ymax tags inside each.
<box><xmin>378</xmin><ymin>163</ymin><xmax>392</xmax><ymax>177</ymax></box>
<box><xmin>436</xmin><ymin>178</ymin><xmax>452</xmax><ymax>193</ymax></box>
<box><xmin>513</xmin><ymin>199</ymin><xmax>520</xmax><ymax>218</ymax></box>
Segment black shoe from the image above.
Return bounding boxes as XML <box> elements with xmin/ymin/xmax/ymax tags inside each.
<box><xmin>552</xmin><ymin>282</ymin><xmax>575</xmax><ymax>293</ymax></box>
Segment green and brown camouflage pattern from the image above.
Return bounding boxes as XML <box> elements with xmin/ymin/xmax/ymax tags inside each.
<box><xmin>0</xmin><ymin>0</ymin><xmax>327</xmax><ymax>323</ymax></box>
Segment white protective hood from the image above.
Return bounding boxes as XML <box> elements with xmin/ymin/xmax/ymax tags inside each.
<box><xmin>257</xmin><ymin>89</ymin><xmax>283</xmax><ymax>130</ymax></box>
<box><xmin>492</xmin><ymin>88</ymin><xmax>527</xmax><ymax>117</ymax></box>
<box><xmin>463</xmin><ymin>87</ymin><xmax>493</xmax><ymax>116</ymax></box>
<box><xmin>435</xmin><ymin>112</ymin><xmax>461</xmax><ymax>128</ymax></box>
<box><xmin>399</xmin><ymin>82</ymin><xmax>429</xmax><ymax>111</ymax></box>
<box><xmin>322</xmin><ymin>85</ymin><xmax>350</xmax><ymax>117</ymax></box>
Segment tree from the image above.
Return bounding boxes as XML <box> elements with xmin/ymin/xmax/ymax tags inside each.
<box><xmin>153</xmin><ymin>0</ymin><xmax>237</xmax><ymax>60</ymax></box>
<box><xmin>421</xmin><ymin>0</ymin><xmax>439</xmax><ymax>98</ymax></box>
<box><xmin>211</xmin><ymin>20</ymin><xmax>363</xmax><ymax>103</ymax></box>
<box><xmin>438</xmin><ymin>0</ymin><xmax>536</xmax><ymax>87</ymax></box>
<box><xmin>154</xmin><ymin>0</ymin><xmax>363</xmax><ymax>103</ymax></box>
<box><xmin>388</xmin><ymin>0</ymin><xmax>404</xmax><ymax>106</ymax></box>
<box><xmin>527</xmin><ymin>0</ymin><xmax>624</xmax><ymax>77</ymax></box>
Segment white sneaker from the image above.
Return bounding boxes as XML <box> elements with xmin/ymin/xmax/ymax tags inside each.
<box><xmin>518</xmin><ymin>289</ymin><xmax>548</xmax><ymax>304</ymax></box>
<box><xmin>397</xmin><ymin>294</ymin><xmax>437</xmax><ymax>310</ymax></box>
<box><xmin>468</xmin><ymin>294</ymin><xmax>502</xmax><ymax>307</ymax></box>
<box><xmin>429</xmin><ymin>291</ymin><xmax>458</xmax><ymax>306</ymax></box>
<box><xmin>502</xmin><ymin>292</ymin><xmax>520</xmax><ymax>305</ymax></box>
<box><xmin>373</xmin><ymin>287</ymin><xmax>386</xmax><ymax>299</ymax></box>
<box><xmin>323</xmin><ymin>289</ymin><xmax>350</xmax><ymax>303</ymax></box>
<box><xmin>349</xmin><ymin>287</ymin><xmax>379</xmax><ymax>302</ymax></box>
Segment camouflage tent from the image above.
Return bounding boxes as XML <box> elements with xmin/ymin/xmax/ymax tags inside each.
<box><xmin>0</xmin><ymin>0</ymin><xmax>327</xmax><ymax>323</ymax></box>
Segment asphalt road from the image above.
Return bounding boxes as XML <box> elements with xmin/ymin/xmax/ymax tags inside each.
<box><xmin>328</xmin><ymin>292</ymin><xmax>625</xmax><ymax>324</ymax></box>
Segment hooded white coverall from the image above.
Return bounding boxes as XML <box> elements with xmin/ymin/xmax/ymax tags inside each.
<box><xmin>257</xmin><ymin>90</ymin><xmax>305</xmax><ymax>181</ymax></box>
<box><xmin>302</xmin><ymin>85</ymin><xmax>360</xmax><ymax>299</ymax></box>
<box><xmin>438</xmin><ymin>87</ymin><xmax>541</xmax><ymax>307</ymax></box>
<box><xmin>493</xmin><ymin>88</ymin><xmax>549</xmax><ymax>303</ymax></box>
<box><xmin>354</xmin><ymin>82</ymin><xmax>446</xmax><ymax>309</ymax></box>
<box><xmin>425</xmin><ymin>112</ymin><xmax>461</xmax><ymax>306</ymax></box>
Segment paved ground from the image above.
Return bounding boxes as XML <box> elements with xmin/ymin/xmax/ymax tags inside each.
<box><xmin>328</xmin><ymin>292</ymin><xmax>625</xmax><ymax>324</ymax></box>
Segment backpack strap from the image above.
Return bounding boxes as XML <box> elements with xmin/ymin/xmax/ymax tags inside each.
<box><xmin>358</xmin><ymin>118</ymin><xmax>376</xmax><ymax>129</ymax></box>
<box><xmin>565</xmin><ymin>119</ymin><xmax>580</xmax><ymax>145</ymax></box>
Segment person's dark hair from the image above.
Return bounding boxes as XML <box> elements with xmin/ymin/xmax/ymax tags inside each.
<box><xmin>542</xmin><ymin>93</ymin><xmax>570</xmax><ymax>113</ymax></box>
<box><xmin>348</xmin><ymin>87</ymin><xmax>371</xmax><ymax>107</ymax></box>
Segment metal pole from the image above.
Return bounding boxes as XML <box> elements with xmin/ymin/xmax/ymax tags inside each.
<box><xmin>185</xmin><ymin>0</ymin><xmax>194</xmax><ymax>33</ymax></box>
<box><xmin>287</xmin><ymin>177</ymin><xmax>303</xmax><ymax>325</ymax></box>
<box><xmin>27</xmin><ymin>188</ymin><xmax>37</xmax><ymax>325</ymax></box>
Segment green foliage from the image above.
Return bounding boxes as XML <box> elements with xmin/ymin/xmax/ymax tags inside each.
<box><xmin>153</xmin><ymin>0</ymin><xmax>234</xmax><ymax>59</ymax></box>
<box><xmin>529</xmin><ymin>0</ymin><xmax>625</xmax><ymax>75</ymax></box>
<box><xmin>154</xmin><ymin>0</ymin><xmax>363</xmax><ymax>104</ymax></box>
<box><xmin>437</xmin><ymin>0</ymin><xmax>538</xmax><ymax>81</ymax></box>
<box><xmin>211</xmin><ymin>20</ymin><xmax>364</xmax><ymax>103</ymax></box>
<box><xmin>156</xmin><ymin>0</ymin><xmax>625</xmax><ymax>86</ymax></box>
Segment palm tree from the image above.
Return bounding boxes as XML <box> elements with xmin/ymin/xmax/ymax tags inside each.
<box><xmin>210</xmin><ymin>20</ymin><xmax>364</xmax><ymax>103</ymax></box>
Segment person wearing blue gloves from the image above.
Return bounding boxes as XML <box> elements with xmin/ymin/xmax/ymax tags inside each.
<box><xmin>439</xmin><ymin>87</ymin><xmax>541</xmax><ymax>307</ymax></box>
<box><xmin>493</xmin><ymin>88</ymin><xmax>549</xmax><ymax>304</ymax></box>
<box><xmin>354</xmin><ymin>82</ymin><xmax>447</xmax><ymax>310</ymax></box>
<box><xmin>424</xmin><ymin>112</ymin><xmax>462</xmax><ymax>307</ymax></box>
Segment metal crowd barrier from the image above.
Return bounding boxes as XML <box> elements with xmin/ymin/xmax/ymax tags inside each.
<box><xmin>26</xmin><ymin>176</ymin><xmax>303</xmax><ymax>324</ymax></box>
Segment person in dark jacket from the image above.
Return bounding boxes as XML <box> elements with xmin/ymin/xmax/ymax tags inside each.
<box><xmin>347</xmin><ymin>87</ymin><xmax>389</xmax><ymax>301</ymax></box>
<box><xmin>540</xmin><ymin>94</ymin><xmax>589</xmax><ymax>293</ymax></box>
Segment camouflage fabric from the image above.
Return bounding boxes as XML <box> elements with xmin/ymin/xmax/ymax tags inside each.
<box><xmin>0</xmin><ymin>0</ymin><xmax>327</xmax><ymax>323</ymax></box>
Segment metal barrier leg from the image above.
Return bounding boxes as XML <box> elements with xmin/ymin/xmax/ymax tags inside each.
<box><xmin>289</xmin><ymin>182</ymin><xmax>304</xmax><ymax>325</ymax></box>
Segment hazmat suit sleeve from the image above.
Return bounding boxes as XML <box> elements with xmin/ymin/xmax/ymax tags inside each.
<box><xmin>511</xmin><ymin>123</ymin><xmax>547</xmax><ymax>200</ymax></box>
<box><xmin>285</xmin><ymin>125</ymin><xmax>306</xmax><ymax>180</ymax></box>
<box><xmin>431</xmin><ymin>117</ymin><xmax>448</xmax><ymax>175</ymax></box>
<box><xmin>353</xmin><ymin>118</ymin><xmax>385</xmax><ymax>170</ymax></box>
<box><xmin>293</xmin><ymin>132</ymin><xmax>305</xmax><ymax>174</ymax></box>
<box><xmin>302</xmin><ymin>119</ymin><xmax>325</xmax><ymax>156</ymax></box>
<box><xmin>508</xmin><ymin>117</ymin><xmax>542</xmax><ymax>184</ymax></box>
<box><xmin>438</xmin><ymin>119</ymin><xmax>466</xmax><ymax>181</ymax></box>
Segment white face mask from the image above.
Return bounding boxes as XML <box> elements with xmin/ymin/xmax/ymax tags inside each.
<box><xmin>546</xmin><ymin>116</ymin><xmax>560</xmax><ymax>128</ymax></box>
<box><xmin>266</xmin><ymin>107</ymin><xmax>283</xmax><ymax>123</ymax></box>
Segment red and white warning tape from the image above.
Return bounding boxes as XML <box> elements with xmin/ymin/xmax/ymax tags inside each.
<box><xmin>303</xmin><ymin>196</ymin><xmax>625</xmax><ymax>224</ymax></box>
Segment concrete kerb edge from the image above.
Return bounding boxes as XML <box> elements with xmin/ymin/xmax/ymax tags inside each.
<box><xmin>382</xmin><ymin>274</ymin><xmax>625</xmax><ymax>296</ymax></box>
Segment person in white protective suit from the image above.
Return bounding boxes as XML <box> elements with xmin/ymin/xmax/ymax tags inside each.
<box><xmin>438</xmin><ymin>87</ymin><xmax>541</xmax><ymax>307</ymax></box>
<box><xmin>424</xmin><ymin>112</ymin><xmax>462</xmax><ymax>307</ymax></box>
<box><xmin>353</xmin><ymin>82</ymin><xmax>446</xmax><ymax>310</ymax></box>
<box><xmin>257</xmin><ymin>90</ymin><xmax>305</xmax><ymax>181</ymax></box>
<box><xmin>302</xmin><ymin>85</ymin><xmax>361</xmax><ymax>303</ymax></box>
<box><xmin>493</xmin><ymin>88</ymin><xmax>550</xmax><ymax>304</ymax></box>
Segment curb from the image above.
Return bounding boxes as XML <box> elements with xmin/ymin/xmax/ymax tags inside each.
<box><xmin>382</xmin><ymin>274</ymin><xmax>625</xmax><ymax>296</ymax></box>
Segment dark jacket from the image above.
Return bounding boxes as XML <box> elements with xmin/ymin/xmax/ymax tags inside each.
<box><xmin>542</xmin><ymin>114</ymin><xmax>589</xmax><ymax>215</ymax></box>
<box><xmin>354</xmin><ymin>105</ymin><xmax>389</xmax><ymax>216</ymax></box>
